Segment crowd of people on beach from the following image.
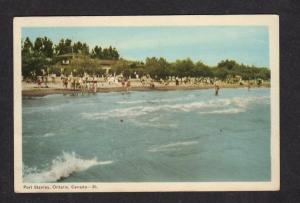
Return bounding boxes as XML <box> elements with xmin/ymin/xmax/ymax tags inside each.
<box><xmin>37</xmin><ymin>73</ymin><xmax>136</xmax><ymax>93</ymax></box>
<box><xmin>61</xmin><ymin>76</ymin><xmax>98</xmax><ymax>93</ymax></box>
<box><xmin>25</xmin><ymin>71</ymin><xmax>264</xmax><ymax>96</ymax></box>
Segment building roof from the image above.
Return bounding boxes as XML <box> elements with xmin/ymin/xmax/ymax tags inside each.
<box><xmin>54</xmin><ymin>53</ymin><xmax>74</xmax><ymax>58</ymax></box>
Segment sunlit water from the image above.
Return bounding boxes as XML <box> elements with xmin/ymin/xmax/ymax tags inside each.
<box><xmin>22</xmin><ymin>88</ymin><xmax>270</xmax><ymax>182</ymax></box>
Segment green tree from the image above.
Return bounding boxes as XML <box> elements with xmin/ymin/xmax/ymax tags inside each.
<box><xmin>22</xmin><ymin>55</ymin><xmax>50</xmax><ymax>78</ymax></box>
<box><xmin>42</xmin><ymin>37</ymin><xmax>54</xmax><ymax>58</ymax></box>
<box><xmin>192</xmin><ymin>61</ymin><xmax>213</xmax><ymax>77</ymax></box>
<box><xmin>73</xmin><ymin>41</ymin><xmax>89</xmax><ymax>55</ymax></box>
<box><xmin>173</xmin><ymin>58</ymin><xmax>194</xmax><ymax>78</ymax></box>
<box><xmin>111</xmin><ymin>60</ymin><xmax>132</xmax><ymax>77</ymax></box>
<box><xmin>91</xmin><ymin>46</ymin><xmax>103</xmax><ymax>58</ymax></box>
<box><xmin>217</xmin><ymin>59</ymin><xmax>238</xmax><ymax>70</ymax></box>
<box><xmin>22</xmin><ymin>37</ymin><xmax>33</xmax><ymax>56</ymax></box>
<box><xmin>32</xmin><ymin>37</ymin><xmax>54</xmax><ymax>57</ymax></box>
<box><xmin>92</xmin><ymin>45</ymin><xmax>120</xmax><ymax>60</ymax></box>
<box><xmin>212</xmin><ymin>67</ymin><xmax>229</xmax><ymax>80</ymax></box>
<box><xmin>55</xmin><ymin>38</ymin><xmax>73</xmax><ymax>55</ymax></box>
<box><xmin>145</xmin><ymin>57</ymin><xmax>170</xmax><ymax>79</ymax></box>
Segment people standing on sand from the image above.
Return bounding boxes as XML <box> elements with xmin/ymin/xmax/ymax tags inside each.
<box><xmin>140</xmin><ymin>77</ymin><xmax>146</xmax><ymax>87</ymax></box>
<box><xmin>215</xmin><ymin>85</ymin><xmax>220</xmax><ymax>96</ymax></box>
<box><xmin>76</xmin><ymin>78</ymin><xmax>80</xmax><ymax>90</ymax></box>
<box><xmin>72</xmin><ymin>78</ymin><xmax>76</xmax><ymax>90</ymax></box>
<box><xmin>68</xmin><ymin>77</ymin><xmax>72</xmax><ymax>89</ymax></box>
<box><xmin>37</xmin><ymin>77</ymin><xmax>42</xmax><ymax>88</ymax></box>
<box><xmin>93</xmin><ymin>81</ymin><xmax>97</xmax><ymax>93</ymax></box>
<box><xmin>78</xmin><ymin>77</ymin><xmax>83</xmax><ymax>93</ymax></box>
<box><xmin>175</xmin><ymin>78</ymin><xmax>179</xmax><ymax>86</ymax></box>
<box><xmin>150</xmin><ymin>80</ymin><xmax>155</xmax><ymax>88</ymax></box>
<box><xmin>44</xmin><ymin>76</ymin><xmax>49</xmax><ymax>88</ymax></box>
<box><xmin>121</xmin><ymin>79</ymin><xmax>125</xmax><ymax>89</ymax></box>
<box><xmin>63</xmin><ymin>78</ymin><xmax>68</xmax><ymax>89</ymax></box>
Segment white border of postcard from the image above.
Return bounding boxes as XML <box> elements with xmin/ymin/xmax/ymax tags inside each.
<box><xmin>14</xmin><ymin>15</ymin><xmax>280</xmax><ymax>192</ymax></box>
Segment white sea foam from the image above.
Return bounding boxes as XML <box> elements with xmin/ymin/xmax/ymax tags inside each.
<box><xmin>131</xmin><ymin>120</ymin><xmax>178</xmax><ymax>128</ymax></box>
<box><xmin>148</xmin><ymin>141</ymin><xmax>198</xmax><ymax>152</ymax></box>
<box><xmin>43</xmin><ymin>133</ymin><xmax>55</xmax><ymax>137</ymax></box>
<box><xmin>23</xmin><ymin>133</ymin><xmax>56</xmax><ymax>138</ymax></box>
<box><xmin>199</xmin><ymin>108</ymin><xmax>245</xmax><ymax>115</ymax></box>
<box><xmin>81</xmin><ymin>96</ymin><xmax>268</xmax><ymax>121</ymax></box>
<box><xmin>23</xmin><ymin>152</ymin><xmax>113</xmax><ymax>183</ymax></box>
<box><xmin>81</xmin><ymin>102</ymin><xmax>210</xmax><ymax>120</ymax></box>
<box><xmin>116</xmin><ymin>100</ymin><xmax>147</xmax><ymax>104</ymax></box>
<box><xmin>116</xmin><ymin>96</ymin><xmax>195</xmax><ymax>105</ymax></box>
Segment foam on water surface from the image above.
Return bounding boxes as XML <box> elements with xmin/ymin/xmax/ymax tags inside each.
<box><xmin>23</xmin><ymin>152</ymin><xmax>113</xmax><ymax>183</ymax></box>
<box><xmin>80</xmin><ymin>96</ymin><xmax>268</xmax><ymax>120</ymax></box>
<box><xmin>148</xmin><ymin>141</ymin><xmax>199</xmax><ymax>152</ymax></box>
<box><xmin>22</xmin><ymin>88</ymin><xmax>271</xmax><ymax>182</ymax></box>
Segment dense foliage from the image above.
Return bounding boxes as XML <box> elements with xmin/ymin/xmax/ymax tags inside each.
<box><xmin>22</xmin><ymin>37</ymin><xmax>270</xmax><ymax>81</ymax></box>
<box><xmin>112</xmin><ymin>58</ymin><xmax>270</xmax><ymax>81</ymax></box>
<box><xmin>91</xmin><ymin>46</ymin><xmax>119</xmax><ymax>60</ymax></box>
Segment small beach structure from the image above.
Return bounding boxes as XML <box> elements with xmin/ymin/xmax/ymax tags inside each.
<box><xmin>54</xmin><ymin>53</ymin><xmax>74</xmax><ymax>65</ymax></box>
<box><xmin>98</xmin><ymin>60</ymin><xmax>117</xmax><ymax>74</ymax></box>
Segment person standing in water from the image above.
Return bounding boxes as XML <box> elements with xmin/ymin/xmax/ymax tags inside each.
<box><xmin>247</xmin><ymin>82</ymin><xmax>251</xmax><ymax>91</ymax></box>
<box><xmin>215</xmin><ymin>85</ymin><xmax>220</xmax><ymax>96</ymax></box>
<box><xmin>126</xmin><ymin>79</ymin><xmax>131</xmax><ymax>92</ymax></box>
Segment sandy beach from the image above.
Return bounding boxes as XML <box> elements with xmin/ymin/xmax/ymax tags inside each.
<box><xmin>22</xmin><ymin>78</ymin><xmax>270</xmax><ymax>97</ymax></box>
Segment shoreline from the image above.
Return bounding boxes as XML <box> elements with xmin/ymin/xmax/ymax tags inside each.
<box><xmin>22</xmin><ymin>84</ymin><xmax>270</xmax><ymax>97</ymax></box>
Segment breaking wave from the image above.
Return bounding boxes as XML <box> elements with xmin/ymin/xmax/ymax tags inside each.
<box><xmin>199</xmin><ymin>108</ymin><xmax>246</xmax><ymax>115</ymax></box>
<box><xmin>81</xmin><ymin>96</ymin><xmax>268</xmax><ymax>120</ymax></box>
<box><xmin>116</xmin><ymin>96</ymin><xmax>195</xmax><ymax>105</ymax></box>
<box><xmin>148</xmin><ymin>141</ymin><xmax>199</xmax><ymax>152</ymax></box>
<box><xmin>23</xmin><ymin>152</ymin><xmax>113</xmax><ymax>183</ymax></box>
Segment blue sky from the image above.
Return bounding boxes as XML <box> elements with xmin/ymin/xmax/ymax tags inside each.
<box><xmin>22</xmin><ymin>26</ymin><xmax>269</xmax><ymax>67</ymax></box>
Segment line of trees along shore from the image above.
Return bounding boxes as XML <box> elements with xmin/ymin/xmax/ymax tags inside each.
<box><xmin>22</xmin><ymin>37</ymin><xmax>270</xmax><ymax>81</ymax></box>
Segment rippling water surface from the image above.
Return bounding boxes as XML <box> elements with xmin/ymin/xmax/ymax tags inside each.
<box><xmin>22</xmin><ymin>88</ymin><xmax>270</xmax><ymax>182</ymax></box>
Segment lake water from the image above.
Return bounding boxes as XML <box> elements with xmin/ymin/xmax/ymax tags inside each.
<box><xmin>22</xmin><ymin>88</ymin><xmax>270</xmax><ymax>183</ymax></box>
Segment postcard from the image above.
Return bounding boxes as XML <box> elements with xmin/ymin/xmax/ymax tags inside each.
<box><xmin>14</xmin><ymin>15</ymin><xmax>279</xmax><ymax>192</ymax></box>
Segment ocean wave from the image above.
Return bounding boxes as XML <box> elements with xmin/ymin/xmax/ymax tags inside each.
<box><xmin>43</xmin><ymin>133</ymin><xmax>56</xmax><ymax>137</ymax></box>
<box><xmin>81</xmin><ymin>102</ymin><xmax>213</xmax><ymax>120</ymax></box>
<box><xmin>81</xmin><ymin>96</ymin><xmax>268</xmax><ymax>120</ymax></box>
<box><xmin>116</xmin><ymin>95</ymin><xmax>195</xmax><ymax>105</ymax></box>
<box><xmin>131</xmin><ymin>120</ymin><xmax>178</xmax><ymax>128</ymax></box>
<box><xmin>23</xmin><ymin>133</ymin><xmax>56</xmax><ymax>138</ymax></box>
<box><xmin>148</xmin><ymin>141</ymin><xmax>198</xmax><ymax>152</ymax></box>
<box><xmin>116</xmin><ymin>100</ymin><xmax>147</xmax><ymax>104</ymax></box>
<box><xmin>23</xmin><ymin>152</ymin><xmax>113</xmax><ymax>183</ymax></box>
<box><xmin>199</xmin><ymin>108</ymin><xmax>246</xmax><ymax>115</ymax></box>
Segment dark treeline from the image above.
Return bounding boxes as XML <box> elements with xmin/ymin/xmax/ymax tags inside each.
<box><xmin>112</xmin><ymin>57</ymin><xmax>270</xmax><ymax>81</ymax></box>
<box><xmin>22</xmin><ymin>37</ymin><xmax>270</xmax><ymax>81</ymax></box>
<box><xmin>21</xmin><ymin>37</ymin><xmax>120</xmax><ymax>77</ymax></box>
<box><xmin>22</xmin><ymin>37</ymin><xmax>120</xmax><ymax>59</ymax></box>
